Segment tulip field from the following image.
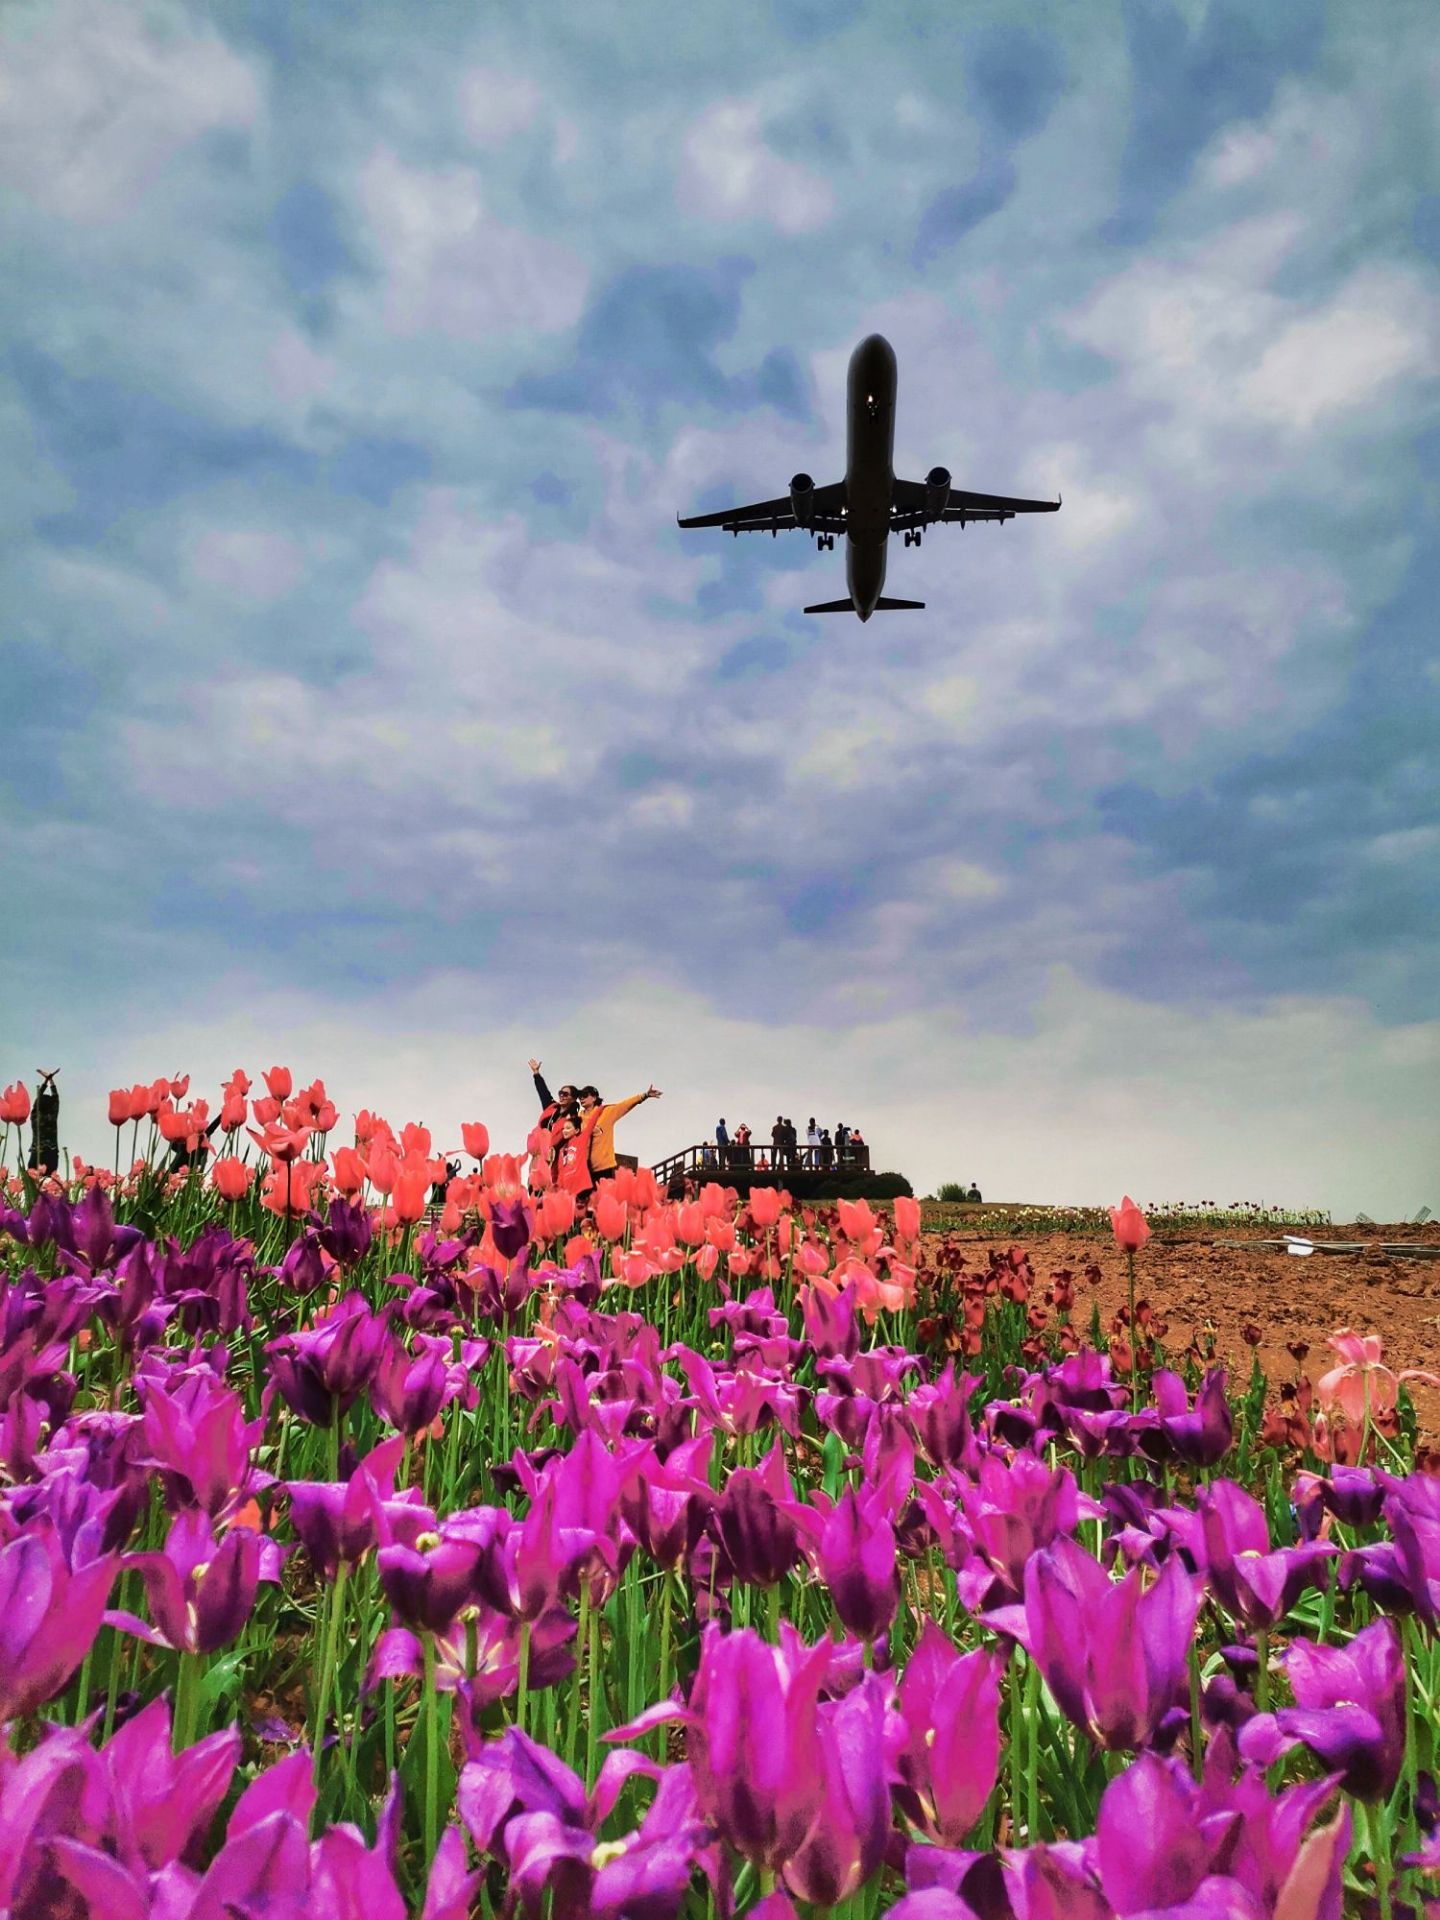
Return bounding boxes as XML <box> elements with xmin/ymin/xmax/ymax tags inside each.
<box><xmin>3</xmin><ymin>1071</ymin><xmax>1440</xmax><ymax>1919</ymax></box>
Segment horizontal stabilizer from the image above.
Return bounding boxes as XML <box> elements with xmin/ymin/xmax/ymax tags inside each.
<box><xmin>874</xmin><ymin>597</ymin><xmax>925</xmax><ymax>610</ymax></box>
<box><xmin>803</xmin><ymin>597</ymin><xmax>857</xmax><ymax>614</ymax></box>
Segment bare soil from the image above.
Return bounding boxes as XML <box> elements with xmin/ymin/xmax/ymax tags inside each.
<box><xmin>919</xmin><ymin>1221</ymin><xmax>1440</xmax><ymax>1427</ymax></box>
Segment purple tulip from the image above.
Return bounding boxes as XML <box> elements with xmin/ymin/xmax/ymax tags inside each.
<box><xmin>458</xmin><ymin>1727</ymin><xmax>704</xmax><ymax>1920</ymax></box>
<box><xmin>113</xmin><ymin>1509</ymin><xmax>273</xmax><ymax>1654</ymax></box>
<box><xmin>986</xmin><ymin>1536</ymin><xmax>1200</xmax><ymax>1751</ymax></box>
<box><xmin>1136</xmin><ymin>1368</ymin><xmax>1233</xmax><ymax>1467</ymax></box>
<box><xmin>892</xmin><ymin>1622</ymin><xmax>1004</xmax><ymax>1846</ymax></box>
<box><xmin>267</xmin><ymin>1291</ymin><xmax>392</xmax><ymax>1425</ymax></box>
<box><xmin>288</xmin><ymin>1433</ymin><xmax>428</xmax><ymax>1579</ymax></box>
<box><xmin>907</xmin><ymin>1361</ymin><xmax>983</xmax><ymax>1473</ymax></box>
<box><xmin>1195</xmin><ymin>1479</ymin><xmax>1334</xmax><ymax>1630</ymax></box>
<box><xmin>816</xmin><ymin>1484</ymin><xmax>899</xmax><ymax>1641</ymax></box>
<box><xmin>377</xmin><ymin>1513</ymin><xmax>496</xmax><ymax>1636</ymax></box>
<box><xmin>954</xmin><ymin>1451</ymin><xmax>1085</xmax><ymax>1609</ymax></box>
<box><xmin>138</xmin><ymin>1367</ymin><xmax>265</xmax><ymax>1518</ymax></box>
<box><xmin>100</xmin><ymin>1694</ymin><xmax>241</xmax><ymax>1869</ymax></box>
<box><xmin>1240</xmin><ymin>1618</ymin><xmax>1406</xmax><ymax>1800</ymax></box>
<box><xmin>784</xmin><ymin>1670</ymin><xmax>890</xmax><ymax>1906</ymax></box>
<box><xmin>684</xmin><ymin>1625</ymin><xmax>830</xmax><ymax>1873</ymax></box>
<box><xmin>0</xmin><ymin>1522</ymin><xmax>117</xmax><ymax>1721</ymax></box>
<box><xmin>714</xmin><ymin>1440</ymin><xmax>803</xmax><ymax>1589</ymax></box>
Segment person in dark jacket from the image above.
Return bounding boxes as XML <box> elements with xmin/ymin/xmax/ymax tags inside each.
<box><xmin>30</xmin><ymin>1070</ymin><xmax>60</xmax><ymax>1177</ymax></box>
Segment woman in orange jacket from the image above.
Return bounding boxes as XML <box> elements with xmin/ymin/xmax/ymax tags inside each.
<box><xmin>575</xmin><ymin>1083</ymin><xmax>662</xmax><ymax>1179</ymax></box>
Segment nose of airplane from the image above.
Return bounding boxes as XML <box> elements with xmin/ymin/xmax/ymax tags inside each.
<box><xmin>849</xmin><ymin>333</ymin><xmax>896</xmax><ymax>382</ymax></box>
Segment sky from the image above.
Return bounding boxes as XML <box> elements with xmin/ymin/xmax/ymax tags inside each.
<box><xmin>2</xmin><ymin>0</ymin><xmax>1437</xmax><ymax>1216</ymax></box>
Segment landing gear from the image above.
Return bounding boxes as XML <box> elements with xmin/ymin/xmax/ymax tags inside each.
<box><xmin>904</xmin><ymin>529</ymin><xmax>923</xmax><ymax>548</ymax></box>
<box><xmin>816</xmin><ymin>532</ymin><xmax>835</xmax><ymax>551</ymax></box>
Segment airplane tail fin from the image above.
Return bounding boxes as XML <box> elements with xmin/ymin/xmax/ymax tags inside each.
<box><xmin>874</xmin><ymin>597</ymin><xmax>925</xmax><ymax>610</ymax></box>
<box><xmin>803</xmin><ymin>598</ymin><xmax>857</xmax><ymax>614</ymax></box>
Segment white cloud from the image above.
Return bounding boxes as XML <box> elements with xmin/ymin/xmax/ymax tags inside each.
<box><xmin>679</xmin><ymin>99</ymin><xmax>835</xmax><ymax>235</ymax></box>
<box><xmin>188</xmin><ymin>529</ymin><xmax>305</xmax><ymax>602</ymax></box>
<box><xmin>0</xmin><ymin>0</ymin><xmax>261</xmax><ymax>222</ymax></box>
<box><xmin>357</xmin><ymin>147</ymin><xmax>588</xmax><ymax>339</ymax></box>
<box><xmin>457</xmin><ymin>66</ymin><xmax>543</xmax><ymax>146</ymax></box>
<box><xmin>1241</xmin><ymin>269</ymin><xmax>1438</xmax><ymax>430</ymax></box>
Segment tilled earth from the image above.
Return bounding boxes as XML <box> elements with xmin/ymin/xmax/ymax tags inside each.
<box><xmin>919</xmin><ymin>1221</ymin><xmax>1440</xmax><ymax>1428</ymax></box>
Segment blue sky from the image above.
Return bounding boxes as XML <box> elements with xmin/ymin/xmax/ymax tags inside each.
<box><xmin>2</xmin><ymin>0</ymin><xmax>1437</xmax><ymax>1213</ymax></box>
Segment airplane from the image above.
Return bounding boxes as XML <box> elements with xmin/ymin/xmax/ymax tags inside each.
<box><xmin>677</xmin><ymin>333</ymin><xmax>1060</xmax><ymax>620</ymax></box>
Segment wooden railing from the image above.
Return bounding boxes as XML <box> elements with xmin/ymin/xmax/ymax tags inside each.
<box><xmin>650</xmin><ymin>1140</ymin><xmax>871</xmax><ymax>1187</ymax></box>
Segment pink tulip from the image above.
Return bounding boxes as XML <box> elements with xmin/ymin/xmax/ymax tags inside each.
<box><xmin>1316</xmin><ymin>1327</ymin><xmax>1440</xmax><ymax>1427</ymax></box>
<box><xmin>1</xmin><ymin>1080</ymin><xmax>32</xmax><ymax>1125</ymax></box>
<box><xmin>893</xmin><ymin>1194</ymin><xmax>921</xmax><ymax>1241</ymax></box>
<box><xmin>462</xmin><ymin>1122</ymin><xmax>490</xmax><ymax>1159</ymax></box>
<box><xmin>264</xmin><ymin>1065</ymin><xmax>293</xmax><ymax>1100</ymax></box>
<box><xmin>107</xmin><ymin>1088</ymin><xmax>130</xmax><ymax>1127</ymax></box>
<box><xmin>1110</xmin><ymin>1195</ymin><xmax>1150</xmax><ymax>1252</ymax></box>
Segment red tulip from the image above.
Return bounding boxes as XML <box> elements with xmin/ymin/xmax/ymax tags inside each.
<box><xmin>462</xmin><ymin>1122</ymin><xmax>490</xmax><ymax>1160</ymax></box>
<box><xmin>107</xmin><ymin>1088</ymin><xmax>130</xmax><ymax>1127</ymax></box>
<box><xmin>1110</xmin><ymin>1195</ymin><xmax>1150</xmax><ymax>1252</ymax></box>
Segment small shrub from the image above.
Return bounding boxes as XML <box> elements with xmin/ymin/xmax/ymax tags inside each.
<box><xmin>937</xmin><ymin>1180</ymin><xmax>969</xmax><ymax>1203</ymax></box>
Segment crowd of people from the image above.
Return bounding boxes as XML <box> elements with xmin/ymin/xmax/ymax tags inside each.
<box><xmin>708</xmin><ymin>1114</ymin><xmax>867</xmax><ymax>1173</ymax></box>
<box><xmin>526</xmin><ymin>1060</ymin><xmax>661</xmax><ymax>1203</ymax></box>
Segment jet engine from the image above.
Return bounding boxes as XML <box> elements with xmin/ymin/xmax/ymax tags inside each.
<box><xmin>924</xmin><ymin>465</ymin><xmax>951</xmax><ymax>521</ymax></box>
<box><xmin>789</xmin><ymin>472</ymin><xmax>816</xmax><ymax>528</ymax></box>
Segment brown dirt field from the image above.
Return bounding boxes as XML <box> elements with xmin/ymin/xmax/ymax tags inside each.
<box><xmin>918</xmin><ymin>1222</ymin><xmax>1440</xmax><ymax>1430</ymax></box>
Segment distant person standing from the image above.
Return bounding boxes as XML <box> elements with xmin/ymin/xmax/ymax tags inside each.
<box><xmin>734</xmin><ymin>1121</ymin><xmax>752</xmax><ymax>1166</ymax></box>
<box><xmin>716</xmin><ymin>1117</ymin><xmax>729</xmax><ymax>1170</ymax></box>
<box><xmin>771</xmin><ymin>1115</ymin><xmax>784</xmax><ymax>1168</ymax></box>
<box><xmin>835</xmin><ymin>1122</ymin><xmax>849</xmax><ymax>1165</ymax></box>
<box><xmin>806</xmin><ymin>1117</ymin><xmax>819</xmax><ymax>1160</ymax></box>
<box><xmin>30</xmin><ymin>1069</ymin><xmax>60</xmax><ymax>1178</ymax></box>
<box><xmin>820</xmin><ymin>1128</ymin><xmax>834</xmax><ymax>1171</ymax></box>
<box><xmin>967</xmin><ymin>1182</ymin><xmax>982</xmax><ymax>1203</ymax></box>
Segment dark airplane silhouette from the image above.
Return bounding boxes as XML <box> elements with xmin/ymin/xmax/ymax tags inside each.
<box><xmin>678</xmin><ymin>333</ymin><xmax>1060</xmax><ymax>620</ymax></box>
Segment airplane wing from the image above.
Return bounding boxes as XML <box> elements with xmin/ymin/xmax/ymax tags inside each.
<box><xmin>678</xmin><ymin>481</ymin><xmax>845</xmax><ymax>533</ymax></box>
<box><xmin>891</xmin><ymin>476</ymin><xmax>1060</xmax><ymax>531</ymax></box>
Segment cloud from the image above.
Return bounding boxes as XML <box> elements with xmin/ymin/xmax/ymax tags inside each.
<box><xmin>188</xmin><ymin>528</ymin><xmax>305</xmax><ymax>602</ymax></box>
<box><xmin>0</xmin><ymin>0</ymin><xmax>261</xmax><ymax>224</ymax></box>
<box><xmin>679</xmin><ymin>98</ymin><xmax>836</xmax><ymax>234</ymax></box>
<box><xmin>357</xmin><ymin>147</ymin><xmax>588</xmax><ymax>340</ymax></box>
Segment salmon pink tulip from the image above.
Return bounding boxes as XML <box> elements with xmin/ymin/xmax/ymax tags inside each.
<box><xmin>1110</xmin><ymin>1195</ymin><xmax>1150</xmax><ymax>1251</ymax></box>
<box><xmin>211</xmin><ymin>1156</ymin><xmax>253</xmax><ymax>1202</ymax></box>
<box><xmin>263</xmin><ymin>1066</ymin><xmax>293</xmax><ymax>1100</ymax></box>
<box><xmin>331</xmin><ymin>1145</ymin><xmax>367</xmax><ymax>1195</ymax></box>
<box><xmin>749</xmin><ymin>1186</ymin><xmax>784</xmax><ymax>1229</ymax></box>
<box><xmin>1</xmin><ymin>1080</ymin><xmax>32</xmax><ymax>1124</ymax></box>
<box><xmin>893</xmin><ymin>1193</ymin><xmax>921</xmax><ymax>1240</ymax></box>
<box><xmin>594</xmin><ymin>1189</ymin><xmax>627</xmax><ymax>1241</ymax></box>
<box><xmin>251</xmin><ymin>1094</ymin><xmax>282</xmax><ymax>1125</ymax></box>
<box><xmin>392</xmin><ymin>1165</ymin><xmax>431</xmax><ymax>1225</ymax></box>
<box><xmin>365</xmin><ymin>1143</ymin><xmax>399</xmax><ymax>1195</ymax></box>
<box><xmin>461</xmin><ymin>1121</ymin><xmax>489</xmax><ymax>1159</ymax></box>
<box><xmin>107</xmin><ymin>1088</ymin><xmax>130</xmax><ymax>1126</ymax></box>
<box><xmin>247</xmin><ymin>1120</ymin><xmax>314</xmax><ymax>1164</ymax></box>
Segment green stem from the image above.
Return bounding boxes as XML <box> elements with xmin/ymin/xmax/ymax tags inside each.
<box><xmin>516</xmin><ymin>1618</ymin><xmax>532</xmax><ymax>1735</ymax></box>
<box><xmin>423</xmin><ymin>1631</ymin><xmax>440</xmax><ymax>1866</ymax></box>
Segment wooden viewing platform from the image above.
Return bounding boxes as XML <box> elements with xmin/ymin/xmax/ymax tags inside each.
<box><xmin>650</xmin><ymin>1140</ymin><xmax>872</xmax><ymax>1188</ymax></box>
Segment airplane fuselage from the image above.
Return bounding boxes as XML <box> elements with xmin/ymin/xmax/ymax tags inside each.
<box><xmin>844</xmin><ymin>333</ymin><xmax>897</xmax><ymax>621</ymax></box>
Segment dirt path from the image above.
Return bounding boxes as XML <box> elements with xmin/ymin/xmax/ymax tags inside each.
<box><xmin>918</xmin><ymin>1221</ymin><xmax>1440</xmax><ymax>1425</ymax></box>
